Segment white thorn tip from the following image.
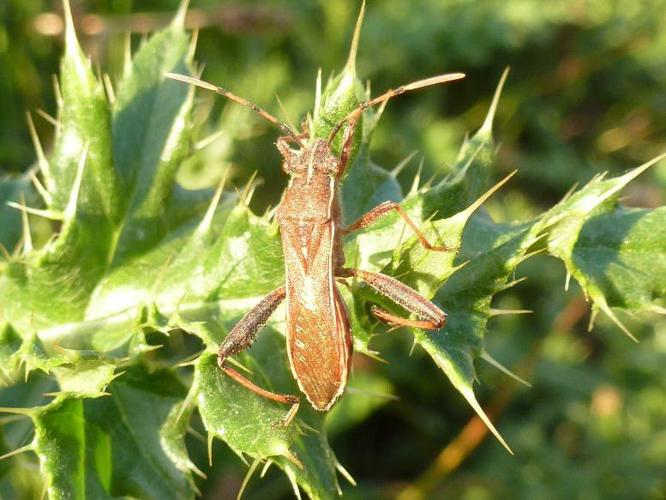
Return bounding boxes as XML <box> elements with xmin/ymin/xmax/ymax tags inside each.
<box><xmin>103</xmin><ymin>74</ymin><xmax>115</xmax><ymax>104</ymax></box>
<box><xmin>198</xmin><ymin>171</ymin><xmax>229</xmax><ymax>234</ymax></box>
<box><xmin>282</xmin><ymin>449</ymin><xmax>304</xmax><ymax>469</ymax></box>
<box><xmin>26</xmin><ymin>113</ymin><xmax>50</xmax><ymax>179</ymax></box>
<box><xmin>594</xmin><ymin>152</ymin><xmax>666</xmax><ymax>210</ymax></box>
<box><xmin>0</xmin><ymin>444</ymin><xmax>33</xmax><ymax>461</ymax></box>
<box><xmin>195</xmin><ymin>130</ymin><xmax>225</xmax><ymax>151</ymax></box>
<box><xmin>240</xmin><ymin>171</ymin><xmax>260</xmax><ymax>206</ymax></box>
<box><xmin>207</xmin><ymin>432</ymin><xmax>214</xmax><ymax>467</ymax></box>
<box><xmin>237</xmin><ymin>458</ymin><xmax>261</xmax><ymax>500</ymax></box>
<box><xmin>6</xmin><ymin>202</ymin><xmax>62</xmax><ymax>221</ymax></box>
<box><xmin>52</xmin><ymin>74</ymin><xmax>63</xmax><ymax>108</ymax></box>
<box><xmin>392</xmin><ymin>150</ymin><xmax>418</xmax><ymax>177</ymax></box>
<box><xmin>409</xmin><ymin>158</ymin><xmax>425</xmax><ymax>194</ymax></box>
<box><xmin>461</xmin><ymin>388</ymin><xmax>513</xmax><ymax>454</ymax></box>
<box><xmin>346</xmin><ymin>0</ymin><xmax>366</xmax><ymax>73</ymax></box>
<box><xmin>285</xmin><ymin>468</ymin><xmax>302</xmax><ymax>500</ymax></box>
<box><xmin>481</xmin><ymin>351</ymin><xmax>532</xmax><ymax>387</ymax></box>
<box><xmin>501</xmin><ymin>276</ymin><xmax>528</xmax><ymax>291</ymax></box>
<box><xmin>489</xmin><ymin>308</ymin><xmax>533</xmax><ymax>316</ymax></box>
<box><xmin>0</xmin><ymin>243</ymin><xmax>11</xmax><ymax>261</ymax></box>
<box><xmin>314</xmin><ymin>68</ymin><xmax>322</xmax><ymax>119</ymax></box>
<box><xmin>0</xmin><ymin>407</ymin><xmax>33</xmax><ymax>416</ymax></box>
<box><xmin>123</xmin><ymin>33</ymin><xmax>132</xmax><ymax>77</ymax></box>
<box><xmin>28</xmin><ymin>170</ymin><xmax>53</xmax><ymax>205</ymax></box>
<box><xmin>35</xmin><ymin>109</ymin><xmax>59</xmax><ymax>128</ymax></box>
<box><xmin>18</xmin><ymin>193</ymin><xmax>33</xmax><ymax>254</ymax></box>
<box><xmin>260</xmin><ymin>459</ymin><xmax>273</xmax><ymax>478</ymax></box>
<box><xmin>480</xmin><ymin>67</ymin><xmax>510</xmax><ymax>135</ymax></box>
<box><xmin>460</xmin><ymin>170</ymin><xmax>517</xmax><ymax>220</ymax></box>
<box><xmin>599</xmin><ymin>301</ymin><xmax>638</xmax><ymax>342</ymax></box>
<box><xmin>173</xmin><ymin>0</ymin><xmax>190</xmax><ymax>29</ymax></box>
<box><xmin>335</xmin><ymin>460</ymin><xmax>357</xmax><ymax>486</ymax></box>
<box><xmin>62</xmin><ymin>0</ymin><xmax>75</xmax><ymax>36</ymax></box>
<box><xmin>64</xmin><ymin>144</ymin><xmax>89</xmax><ymax>220</ymax></box>
<box><xmin>188</xmin><ymin>30</ymin><xmax>199</xmax><ymax>61</ymax></box>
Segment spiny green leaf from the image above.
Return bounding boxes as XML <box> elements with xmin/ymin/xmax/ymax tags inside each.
<box><xmin>0</xmin><ymin>10</ymin><xmax>207</xmax><ymax>496</ymax></box>
<box><xmin>196</xmin><ymin>347</ymin><xmax>342</xmax><ymax>499</ymax></box>
<box><xmin>112</xmin><ymin>19</ymin><xmax>194</xmax><ymax>262</ymax></box>
<box><xmin>340</xmin><ymin>71</ymin><xmax>527</xmax><ymax>451</ymax></box>
<box><xmin>51</xmin><ymin>360</ymin><xmax>116</xmax><ymax>397</ymax></box>
<box><xmin>47</xmin><ymin>0</ymin><xmax>119</xmax><ymax>224</ymax></box>
<box><xmin>0</xmin><ymin>6</ymin><xmax>199</xmax><ymax>342</ymax></box>
<box><xmin>0</xmin><ymin>3</ymin><xmax>199</xmax><ymax>336</ymax></box>
<box><xmin>0</xmin><ymin>372</ymin><xmax>54</xmax><ymax>498</ymax></box>
<box><xmin>344</xmin><ymin>71</ymin><xmax>508</xmax><ymax>276</ymax></box>
<box><xmin>418</xmin><ymin>217</ymin><xmax>538</xmax><ymax>452</ymax></box>
<box><xmin>573</xmin><ymin>207</ymin><xmax>666</xmax><ymax>312</ymax></box>
<box><xmin>541</xmin><ymin>154</ymin><xmax>666</xmax><ymax>338</ymax></box>
<box><xmin>32</xmin><ymin>365</ymin><xmax>194</xmax><ymax>500</ymax></box>
<box><xmin>350</xmin><ymin>176</ymin><xmax>528</xmax><ymax>452</ymax></box>
<box><xmin>194</xmin><ymin>204</ymin><xmax>284</xmax><ymax>300</ymax></box>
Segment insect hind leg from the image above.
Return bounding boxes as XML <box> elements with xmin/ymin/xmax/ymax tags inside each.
<box><xmin>217</xmin><ymin>286</ymin><xmax>300</xmax><ymax>425</ymax></box>
<box><xmin>343</xmin><ymin>268</ymin><xmax>446</xmax><ymax>330</ymax></box>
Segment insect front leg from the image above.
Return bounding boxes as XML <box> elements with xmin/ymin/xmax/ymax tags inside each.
<box><xmin>342</xmin><ymin>201</ymin><xmax>456</xmax><ymax>252</ymax></box>
<box><xmin>218</xmin><ymin>286</ymin><xmax>300</xmax><ymax>425</ymax></box>
<box><xmin>342</xmin><ymin>268</ymin><xmax>446</xmax><ymax>330</ymax></box>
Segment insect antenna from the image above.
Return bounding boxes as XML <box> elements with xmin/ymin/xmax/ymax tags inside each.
<box><xmin>165</xmin><ymin>73</ymin><xmax>304</xmax><ymax>146</ymax></box>
<box><xmin>327</xmin><ymin>72</ymin><xmax>466</xmax><ymax>145</ymax></box>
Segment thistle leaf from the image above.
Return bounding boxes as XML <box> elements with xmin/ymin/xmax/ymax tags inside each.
<box><xmin>47</xmin><ymin>0</ymin><xmax>119</xmax><ymax>223</ymax></box>
<box><xmin>32</xmin><ymin>366</ymin><xmax>193</xmax><ymax>499</ymax></box>
<box><xmin>541</xmin><ymin>154</ymin><xmax>666</xmax><ymax>338</ymax></box>
<box><xmin>196</xmin><ymin>349</ymin><xmax>341</xmax><ymax>499</ymax></box>
<box><xmin>111</xmin><ymin>18</ymin><xmax>194</xmax><ymax>262</ymax></box>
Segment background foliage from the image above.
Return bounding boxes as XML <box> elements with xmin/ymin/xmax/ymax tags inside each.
<box><xmin>0</xmin><ymin>0</ymin><xmax>664</xmax><ymax>499</ymax></box>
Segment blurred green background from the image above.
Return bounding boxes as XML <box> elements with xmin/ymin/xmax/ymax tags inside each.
<box><xmin>0</xmin><ymin>0</ymin><xmax>664</xmax><ymax>499</ymax></box>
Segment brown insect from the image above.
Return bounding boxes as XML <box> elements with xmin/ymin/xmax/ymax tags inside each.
<box><xmin>166</xmin><ymin>68</ymin><xmax>464</xmax><ymax>423</ymax></box>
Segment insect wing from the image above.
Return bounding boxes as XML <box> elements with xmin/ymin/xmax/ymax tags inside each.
<box><xmin>282</xmin><ymin>221</ymin><xmax>351</xmax><ymax>411</ymax></box>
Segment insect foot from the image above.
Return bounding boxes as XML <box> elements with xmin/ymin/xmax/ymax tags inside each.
<box><xmin>270</xmin><ymin>400</ymin><xmax>300</xmax><ymax>429</ymax></box>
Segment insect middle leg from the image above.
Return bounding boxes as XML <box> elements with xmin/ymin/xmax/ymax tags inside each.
<box><xmin>342</xmin><ymin>201</ymin><xmax>454</xmax><ymax>252</ymax></box>
<box><xmin>342</xmin><ymin>268</ymin><xmax>446</xmax><ymax>330</ymax></box>
<box><xmin>217</xmin><ymin>286</ymin><xmax>300</xmax><ymax>424</ymax></box>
